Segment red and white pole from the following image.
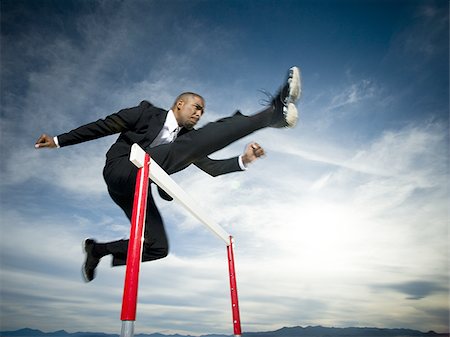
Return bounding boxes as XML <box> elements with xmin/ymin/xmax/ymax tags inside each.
<box><xmin>227</xmin><ymin>236</ymin><xmax>242</xmax><ymax>337</ymax></box>
<box><xmin>120</xmin><ymin>152</ymin><xmax>150</xmax><ymax>337</ymax></box>
<box><xmin>126</xmin><ymin>144</ymin><xmax>244</xmax><ymax>336</ymax></box>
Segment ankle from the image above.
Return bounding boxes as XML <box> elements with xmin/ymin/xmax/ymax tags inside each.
<box><xmin>251</xmin><ymin>106</ymin><xmax>275</xmax><ymax>128</ymax></box>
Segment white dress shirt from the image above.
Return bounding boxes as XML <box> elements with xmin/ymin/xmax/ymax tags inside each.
<box><xmin>149</xmin><ymin>109</ymin><xmax>180</xmax><ymax>147</ymax></box>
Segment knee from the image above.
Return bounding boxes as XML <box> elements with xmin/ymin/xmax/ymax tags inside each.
<box><xmin>142</xmin><ymin>242</ymin><xmax>169</xmax><ymax>262</ymax></box>
<box><xmin>158</xmin><ymin>246</ymin><xmax>169</xmax><ymax>259</ymax></box>
<box><xmin>151</xmin><ymin>246</ymin><xmax>169</xmax><ymax>261</ymax></box>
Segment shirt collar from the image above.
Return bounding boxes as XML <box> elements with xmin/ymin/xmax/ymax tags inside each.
<box><xmin>166</xmin><ymin>109</ymin><xmax>180</xmax><ymax>132</ymax></box>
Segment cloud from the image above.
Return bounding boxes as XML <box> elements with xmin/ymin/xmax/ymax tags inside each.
<box><xmin>404</xmin><ymin>3</ymin><xmax>448</xmax><ymax>58</ymax></box>
<box><xmin>372</xmin><ymin>280</ymin><xmax>448</xmax><ymax>300</ymax></box>
<box><xmin>329</xmin><ymin>79</ymin><xmax>377</xmax><ymax>111</ymax></box>
<box><xmin>195</xmin><ymin>120</ymin><xmax>448</xmax><ymax>331</ymax></box>
<box><xmin>0</xmin><ymin>0</ymin><xmax>243</xmax><ymax>196</ymax></box>
<box><xmin>1</xmin><ymin>1</ymin><xmax>448</xmax><ymax>334</ymax></box>
<box><xmin>382</xmin><ymin>0</ymin><xmax>448</xmax><ymax>97</ymax></box>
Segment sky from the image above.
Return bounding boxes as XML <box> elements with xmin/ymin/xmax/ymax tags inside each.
<box><xmin>0</xmin><ymin>0</ymin><xmax>448</xmax><ymax>335</ymax></box>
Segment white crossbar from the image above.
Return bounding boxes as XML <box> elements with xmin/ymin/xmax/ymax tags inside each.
<box><xmin>130</xmin><ymin>144</ymin><xmax>231</xmax><ymax>246</ymax></box>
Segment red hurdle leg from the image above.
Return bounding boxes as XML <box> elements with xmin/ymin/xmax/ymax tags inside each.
<box><xmin>227</xmin><ymin>236</ymin><xmax>242</xmax><ymax>337</ymax></box>
<box><xmin>120</xmin><ymin>153</ymin><xmax>150</xmax><ymax>337</ymax></box>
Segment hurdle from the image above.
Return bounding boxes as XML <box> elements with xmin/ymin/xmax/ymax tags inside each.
<box><xmin>120</xmin><ymin>143</ymin><xmax>242</xmax><ymax>337</ymax></box>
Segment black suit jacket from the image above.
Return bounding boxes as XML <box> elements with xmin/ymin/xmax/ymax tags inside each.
<box><xmin>57</xmin><ymin>100</ymin><xmax>243</xmax><ymax>177</ymax></box>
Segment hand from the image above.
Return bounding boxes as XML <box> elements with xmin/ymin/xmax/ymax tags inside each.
<box><xmin>35</xmin><ymin>134</ymin><xmax>57</xmax><ymax>149</ymax></box>
<box><xmin>241</xmin><ymin>142</ymin><xmax>265</xmax><ymax>166</ymax></box>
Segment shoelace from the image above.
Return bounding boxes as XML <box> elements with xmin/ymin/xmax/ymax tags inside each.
<box><xmin>257</xmin><ymin>89</ymin><xmax>276</xmax><ymax>106</ymax></box>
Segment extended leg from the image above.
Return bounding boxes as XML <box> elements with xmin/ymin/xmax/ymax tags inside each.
<box><xmin>147</xmin><ymin>66</ymin><xmax>301</xmax><ymax>175</ymax></box>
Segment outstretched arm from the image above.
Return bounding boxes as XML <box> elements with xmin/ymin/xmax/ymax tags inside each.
<box><xmin>35</xmin><ymin>134</ymin><xmax>57</xmax><ymax>149</ymax></box>
<box><xmin>34</xmin><ymin>101</ymin><xmax>153</xmax><ymax>150</ymax></box>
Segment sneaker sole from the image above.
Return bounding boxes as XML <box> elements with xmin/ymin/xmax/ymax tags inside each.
<box><xmin>288</xmin><ymin>66</ymin><xmax>301</xmax><ymax>104</ymax></box>
<box><xmin>284</xmin><ymin>103</ymin><xmax>298</xmax><ymax>128</ymax></box>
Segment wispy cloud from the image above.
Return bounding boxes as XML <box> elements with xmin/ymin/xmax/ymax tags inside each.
<box><xmin>195</xmin><ymin>120</ymin><xmax>448</xmax><ymax>331</ymax></box>
<box><xmin>329</xmin><ymin>79</ymin><xmax>377</xmax><ymax>111</ymax></box>
<box><xmin>1</xmin><ymin>0</ymin><xmax>448</xmax><ymax>334</ymax></box>
<box><xmin>372</xmin><ymin>280</ymin><xmax>448</xmax><ymax>300</ymax></box>
<box><xmin>403</xmin><ymin>3</ymin><xmax>449</xmax><ymax>59</ymax></box>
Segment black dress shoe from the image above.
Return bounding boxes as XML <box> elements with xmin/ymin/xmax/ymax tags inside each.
<box><xmin>82</xmin><ymin>239</ymin><xmax>100</xmax><ymax>282</ymax></box>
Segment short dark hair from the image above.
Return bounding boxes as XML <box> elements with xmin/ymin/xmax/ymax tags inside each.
<box><xmin>173</xmin><ymin>92</ymin><xmax>204</xmax><ymax>106</ymax></box>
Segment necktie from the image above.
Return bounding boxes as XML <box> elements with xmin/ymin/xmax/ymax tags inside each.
<box><xmin>170</xmin><ymin>127</ymin><xmax>180</xmax><ymax>142</ymax></box>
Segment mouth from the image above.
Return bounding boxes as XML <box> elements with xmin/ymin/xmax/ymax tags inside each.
<box><xmin>184</xmin><ymin>118</ymin><xmax>199</xmax><ymax>130</ymax></box>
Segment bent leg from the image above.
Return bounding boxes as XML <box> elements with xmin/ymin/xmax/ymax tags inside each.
<box><xmin>100</xmin><ymin>173</ymin><xmax>169</xmax><ymax>266</ymax></box>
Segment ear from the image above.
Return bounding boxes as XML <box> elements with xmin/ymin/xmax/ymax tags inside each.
<box><xmin>176</xmin><ymin>99</ymin><xmax>184</xmax><ymax>110</ymax></box>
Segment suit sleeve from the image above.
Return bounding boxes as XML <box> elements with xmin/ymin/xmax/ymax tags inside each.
<box><xmin>194</xmin><ymin>156</ymin><xmax>243</xmax><ymax>177</ymax></box>
<box><xmin>57</xmin><ymin>101</ymin><xmax>150</xmax><ymax>147</ymax></box>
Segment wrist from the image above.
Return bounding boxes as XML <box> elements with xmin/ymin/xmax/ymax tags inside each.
<box><xmin>238</xmin><ymin>155</ymin><xmax>248</xmax><ymax>170</ymax></box>
<box><xmin>53</xmin><ymin>136</ymin><xmax>60</xmax><ymax>148</ymax></box>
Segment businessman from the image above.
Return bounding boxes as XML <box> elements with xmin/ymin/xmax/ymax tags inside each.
<box><xmin>35</xmin><ymin>66</ymin><xmax>301</xmax><ymax>282</ymax></box>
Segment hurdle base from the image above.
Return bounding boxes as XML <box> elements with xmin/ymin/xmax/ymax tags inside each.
<box><xmin>121</xmin><ymin>320</ymin><xmax>135</xmax><ymax>337</ymax></box>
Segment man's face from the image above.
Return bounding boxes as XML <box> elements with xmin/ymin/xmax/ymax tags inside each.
<box><xmin>175</xmin><ymin>95</ymin><xmax>205</xmax><ymax>130</ymax></box>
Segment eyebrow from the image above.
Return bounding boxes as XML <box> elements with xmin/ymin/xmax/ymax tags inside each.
<box><xmin>194</xmin><ymin>103</ymin><xmax>204</xmax><ymax>111</ymax></box>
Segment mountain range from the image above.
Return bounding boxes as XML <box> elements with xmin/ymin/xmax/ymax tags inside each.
<box><xmin>1</xmin><ymin>326</ymin><xmax>448</xmax><ymax>337</ymax></box>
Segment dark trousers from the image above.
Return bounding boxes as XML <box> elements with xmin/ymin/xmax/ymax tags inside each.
<box><xmin>102</xmin><ymin>108</ymin><xmax>272</xmax><ymax>266</ymax></box>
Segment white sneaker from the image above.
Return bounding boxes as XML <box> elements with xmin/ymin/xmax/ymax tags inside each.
<box><xmin>271</xmin><ymin>66</ymin><xmax>301</xmax><ymax>128</ymax></box>
<box><xmin>286</xmin><ymin>66</ymin><xmax>301</xmax><ymax>104</ymax></box>
<box><xmin>283</xmin><ymin>103</ymin><xmax>298</xmax><ymax>128</ymax></box>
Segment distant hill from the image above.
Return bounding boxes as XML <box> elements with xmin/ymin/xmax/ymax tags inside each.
<box><xmin>1</xmin><ymin>326</ymin><xmax>448</xmax><ymax>337</ymax></box>
<box><xmin>243</xmin><ymin>326</ymin><xmax>448</xmax><ymax>337</ymax></box>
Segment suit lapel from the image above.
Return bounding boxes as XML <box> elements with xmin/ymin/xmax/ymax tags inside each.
<box><xmin>141</xmin><ymin>107</ymin><xmax>168</xmax><ymax>149</ymax></box>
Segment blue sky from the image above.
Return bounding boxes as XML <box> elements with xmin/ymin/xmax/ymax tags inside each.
<box><xmin>1</xmin><ymin>0</ymin><xmax>448</xmax><ymax>335</ymax></box>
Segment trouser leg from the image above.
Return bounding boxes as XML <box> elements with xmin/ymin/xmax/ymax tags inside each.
<box><xmin>100</xmin><ymin>182</ymin><xmax>169</xmax><ymax>266</ymax></box>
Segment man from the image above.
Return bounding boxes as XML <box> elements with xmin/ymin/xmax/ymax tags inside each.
<box><xmin>35</xmin><ymin>66</ymin><xmax>301</xmax><ymax>282</ymax></box>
